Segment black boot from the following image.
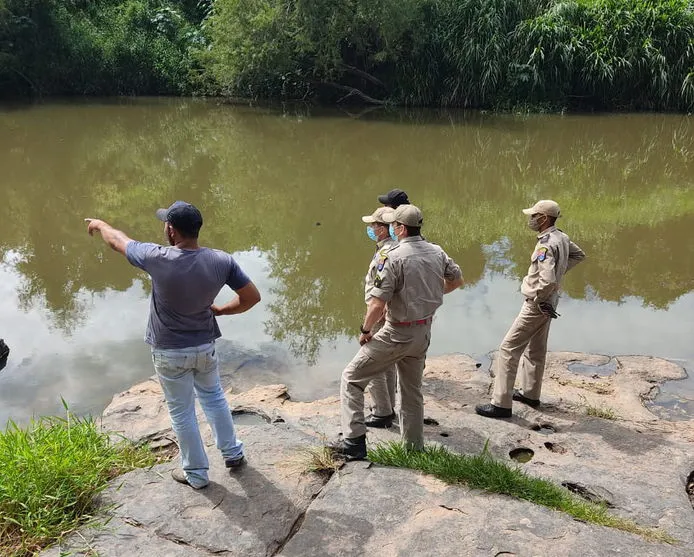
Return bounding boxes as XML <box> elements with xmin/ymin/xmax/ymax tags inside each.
<box><xmin>512</xmin><ymin>389</ymin><xmax>540</xmax><ymax>408</ymax></box>
<box><xmin>333</xmin><ymin>434</ymin><xmax>367</xmax><ymax>461</ymax></box>
<box><xmin>365</xmin><ymin>412</ymin><xmax>395</xmax><ymax>428</ymax></box>
<box><xmin>475</xmin><ymin>403</ymin><xmax>512</xmax><ymax>419</ymax></box>
<box><xmin>0</xmin><ymin>339</ymin><xmax>8</xmax><ymax>372</ymax></box>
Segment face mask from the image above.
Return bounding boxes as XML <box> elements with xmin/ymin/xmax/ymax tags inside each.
<box><xmin>528</xmin><ymin>215</ymin><xmax>545</xmax><ymax>232</ymax></box>
<box><xmin>366</xmin><ymin>226</ymin><xmax>379</xmax><ymax>242</ymax></box>
<box><xmin>388</xmin><ymin>224</ymin><xmax>398</xmax><ymax>241</ymax></box>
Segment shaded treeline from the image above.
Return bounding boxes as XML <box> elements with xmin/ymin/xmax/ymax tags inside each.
<box><xmin>1</xmin><ymin>0</ymin><xmax>694</xmax><ymax>110</ymax></box>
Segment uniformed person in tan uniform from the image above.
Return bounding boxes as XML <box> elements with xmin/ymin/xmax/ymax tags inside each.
<box><xmin>361</xmin><ymin>207</ymin><xmax>398</xmax><ymax>428</ymax></box>
<box><xmin>336</xmin><ymin>205</ymin><xmax>463</xmax><ymax>459</ymax></box>
<box><xmin>476</xmin><ymin>200</ymin><xmax>586</xmax><ymax>418</ymax></box>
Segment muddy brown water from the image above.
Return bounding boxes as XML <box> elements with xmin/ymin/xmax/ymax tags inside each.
<box><xmin>1</xmin><ymin>99</ymin><xmax>693</xmax><ymax>425</ymax></box>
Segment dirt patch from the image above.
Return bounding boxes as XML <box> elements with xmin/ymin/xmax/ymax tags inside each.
<box><xmin>544</xmin><ymin>442</ymin><xmax>567</xmax><ymax>454</ymax></box>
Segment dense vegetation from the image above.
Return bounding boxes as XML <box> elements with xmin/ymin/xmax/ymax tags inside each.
<box><xmin>0</xmin><ymin>408</ymin><xmax>157</xmax><ymax>556</ymax></box>
<box><xmin>0</xmin><ymin>0</ymin><xmax>205</xmax><ymax>96</ymax></box>
<box><xmin>1</xmin><ymin>0</ymin><xmax>693</xmax><ymax>107</ymax></box>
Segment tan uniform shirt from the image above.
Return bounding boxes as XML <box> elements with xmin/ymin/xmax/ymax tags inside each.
<box><xmin>365</xmin><ymin>238</ymin><xmax>397</xmax><ymax>303</ymax></box>
<box><xmin>521</xmin><ymin>226</ymin><xmax>586</xmax><ymax>306</ymax></box>
<box><xmin>370</xmin><ymin>236</ymin><xmax>462</xmax><ymax>323</ymax></box>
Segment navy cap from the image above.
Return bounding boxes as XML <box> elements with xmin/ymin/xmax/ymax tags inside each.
<box><xmin>155</xmin><ymin>201</ymin><xmax>203</xmax><ymax>234</ymax></box>
<box><xmin>377</xmin><ymin>188</ymin><xmax>410</xmax><ymax>208</ymax></box>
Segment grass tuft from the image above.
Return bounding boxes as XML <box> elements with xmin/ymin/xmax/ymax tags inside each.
<box><xmin>0</xmin><ymin>411</ymin><xmax>158</xmax><ymax>557</ymax></box>
<box><xmin>585</xmin><ymin>405</ymin><xmax>619</xmax><ymax>420</ymax></box>
<box><xmin>368</xmin><ymin>442</ymin><xmax>675</xmax><ymax>543</ymax></box>
<box><xmin>298</xmin><ymin>445</ymin><xmax>344</xmax><ymax>477</ymax></box>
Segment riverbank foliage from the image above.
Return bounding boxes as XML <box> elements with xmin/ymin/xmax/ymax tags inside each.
<box><xmin>0</xmin><ymin>0</ymin><xmax>205</xmax><ymax>96</ymax></box>
<box><xmin>0</xmin><ymin>409</ymin><xmax>157</xmax><ymax>556</ymax></box>
<box><xmin>204</xmin><ymin>0</ymin><xmax>694</xmax><ymax>110</ymax></box>
<box><xmin>1</xmin><ymin>0</ymin><xmax>693</xmax><ymax>109</ymax></box>
<box><xmin>369</xmin><ymin>441</ymin><xmax>676</xmax><ymax>543</ymax></box>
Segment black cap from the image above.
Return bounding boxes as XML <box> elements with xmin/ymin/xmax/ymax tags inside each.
<box><xmin>155</xmin><ymin>201</ymin><xmax>203</xmax><ymax>235</ymax></box>
<box><xmin>377</xmin><ymin>188</ymin><xmax>410</xmax><ymax>208</ymax></box>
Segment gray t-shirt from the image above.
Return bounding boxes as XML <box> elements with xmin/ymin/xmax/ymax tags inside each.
<box><xmin>126</xmin><ymin>242</ymin><xmax>251</xmax><ymax>349</ymax></box>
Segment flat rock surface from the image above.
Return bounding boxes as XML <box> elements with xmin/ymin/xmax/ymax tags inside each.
<box><xmin>43</xmin><ymin>352</ymin><xmax>694</xmax><ymax>555</ymax></box>
<box><xmin>42</xmin><ymin>423</ymin><xmax>326</xmax><ymax>557</ymax></box>
<box><xmin>280</xmin><ymin>463</ymin><xmax>691</xmax><ymax>557</ymax></box>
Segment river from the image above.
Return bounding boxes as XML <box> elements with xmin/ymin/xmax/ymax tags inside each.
<box><xmin>1</xmin><ymin>99</ymin><xmax>693</xmax><ymax>425</ymax></box>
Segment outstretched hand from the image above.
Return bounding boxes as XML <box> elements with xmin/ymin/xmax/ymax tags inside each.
<box><xmin>84</xmin><ymin>218</ymin><xmax>105</xmax><ymax>236</ymax></box>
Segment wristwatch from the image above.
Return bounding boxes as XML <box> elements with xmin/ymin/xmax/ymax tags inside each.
<box><xmin>359</xmin><ymin>325</ymin><xmax>370</xmax><ymax>334</ymax></box>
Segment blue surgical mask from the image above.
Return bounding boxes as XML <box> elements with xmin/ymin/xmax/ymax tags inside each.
<box><xmin>388</xmin><ymin>224</ymin><xmax>398</xmax><ymax>241</ymax></box>
<box><xmin>366</xmin><ymin>226</ymin><xmax>378</xmax><ymax>242</ymax></box>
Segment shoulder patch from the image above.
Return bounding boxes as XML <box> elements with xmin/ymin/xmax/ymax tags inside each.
<box><xmin>534</xmin><ymin>246</ymin><xmax>549</xmax><ymax>262</ymax></box>
<box><xmin>376</xmin><ymin>253</ymin><xmax>388</xmax><ymax>272</ymax></box>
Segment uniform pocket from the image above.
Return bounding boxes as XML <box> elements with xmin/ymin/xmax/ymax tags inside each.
<box><xmin>387</xmin><ymin>325</ymin><xmax>416</xmax><ymax>345</ymax></box>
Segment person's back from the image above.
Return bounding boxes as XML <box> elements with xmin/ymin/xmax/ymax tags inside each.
<box><xmin>86</xmin><ymin>200</ymin><xmax>261</xmax><ymax>489</ymax></box>
<box><xmin>377</xmin><ymin>237</ymin><xmax>456</xmax><ymax>324</ymax></box>
<box><xmin>127</xmin><ymin>244</ymin><xmax>248</xmax><ymax>349</ymax></box>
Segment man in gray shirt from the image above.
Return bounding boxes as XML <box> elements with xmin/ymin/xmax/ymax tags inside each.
<box><xmin>86</xmin><ymin>201</ymin><xmax>261</xmax><ymax>489</ymax></box>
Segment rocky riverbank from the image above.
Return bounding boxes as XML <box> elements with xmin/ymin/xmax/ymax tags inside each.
<box><xmin>42</xmin><ymin>352</ymin><xmax>694</xmax><ymax>556</ymax></box>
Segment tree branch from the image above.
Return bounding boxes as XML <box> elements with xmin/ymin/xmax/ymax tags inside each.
<box><xmin>316</xmin><ymin>81</ymin><xmax>386</xmax><ymax>105</ymax></box>
<box><xmin>339</xmin><ymin>64</ymin><xmax>387</xmax><ymax>89</ymax></box>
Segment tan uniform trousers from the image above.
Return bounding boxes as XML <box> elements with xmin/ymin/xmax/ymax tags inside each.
<box><xmin>341</xmin><ymin>322</ymin><xmax>431</xmax><ymax>449</ymax></box>
<box><xmin>365</xmin><ymin>319</ymin><xmax>397</xmax><ymax>417</ymax></box>
<box><xmin>492</xmin><ymin>301</ymin><xmax>551</xmax><ymax>409</ymax></box>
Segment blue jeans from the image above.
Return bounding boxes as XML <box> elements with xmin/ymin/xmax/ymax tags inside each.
<box><xmin>152</xmin><ymin>342</ymin><xmax>243</xmax><ymax>488</ymax></box>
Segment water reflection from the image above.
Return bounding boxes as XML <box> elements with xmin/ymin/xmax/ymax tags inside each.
<box><xmin>0</xmin><ymin>100</ymin><xmax>693</xmax><ymax>422</ymax></box>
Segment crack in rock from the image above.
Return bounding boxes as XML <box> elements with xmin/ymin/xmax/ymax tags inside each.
<box><xmin>439</xmin><ymin>504</ymin><xmax>467</xmax><ymax>515</ymax></box>
<box><xmin>561</xmin><ymin>482</ymin><xmax>614</xmax><ymax>507</ymax></box>
<box><xmin>270</xmin><ymin>470</ymin><xmax>335</xmax><ymax>556</ymax></box>
<box><xmin>122</xmin><ymin>516</ymin><xmax>143</xmax><ymax>527</ymax></box>
<box><xmin>154</xmin><ymin>527</ymin><xmax>228</xmax><ymax>554</ymax></box>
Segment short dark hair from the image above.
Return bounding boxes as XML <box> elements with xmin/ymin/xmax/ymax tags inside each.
<box><xmin>403</xmin><ymin>225</ymin><xmax>421</xmax><ymax>237</ymax></box>
<box><xmin>171</xmin><ymin>222</ymin><xmax>201</xmax><ymax>239</ymax></box>
<box><xmin>156</xmin><ymin>201</ymin><xmax>203</xmax><ymax>239</ymax></box>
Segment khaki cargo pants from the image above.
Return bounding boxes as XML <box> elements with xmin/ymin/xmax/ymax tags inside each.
<box><xmin>365</xmin><ymin>319</ymin><xmax>397</xmax><ymax>417</ymax></box>
<box><xmin>341</xmin><ymin>322</ymin><xmax>431</xmax><ymax>449</ymax></box>
<box><xmin>492</xmin><ymin>300</ymin><xmax>552</xmax><ymax>409</ymax></box>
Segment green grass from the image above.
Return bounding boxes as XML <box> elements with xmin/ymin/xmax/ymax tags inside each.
<box><xmin>0</xmin><ymin>408</ymin><xmax>158</xmax><ymax>557</ymax></box>
<box><xmin>368</xmin><ymin>442</ymin><xmax>675</xmax><ymax>543</ymax></box>
<box><xmin>299</xmin><ymin>444</ymin><xmax>344</xmax><ymax>477</ymax></box>
<box><xmin>585</xmin><ymin>405</ymin><xmax>619</xmax><ymax>420</ymax></box>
